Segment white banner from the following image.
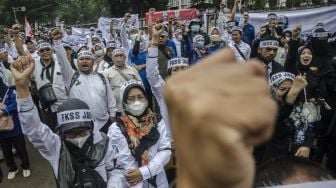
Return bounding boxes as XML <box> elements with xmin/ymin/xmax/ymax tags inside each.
<box><xmin>98</xmin><ymin>14</ymin><xmax>139</xmax><ymax>41</ymax></box>
<box><xmin>235</xmin><ymin>5</ymin><xmax>336</xmax><ymax>40</ymax></box>
<box><xmin>71</xmin><ymin>27</ymin><xmax>91</xmax><ymax>37</ymax></box>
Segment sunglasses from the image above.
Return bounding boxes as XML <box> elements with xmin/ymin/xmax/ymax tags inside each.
<box><xmin>39</xmin><ymin>48</ymin><xmax>51</xmax><ymax>53</ymax></box>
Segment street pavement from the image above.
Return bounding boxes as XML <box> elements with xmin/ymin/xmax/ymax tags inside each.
<box><xmin>0</xmin><ymin>139</ymin><xmax>56</xmax><ymax>188</ymax></box>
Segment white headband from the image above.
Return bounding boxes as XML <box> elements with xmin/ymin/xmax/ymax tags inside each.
<box><xmin>267</xmin><ymin>14</ymin><xmax>277</xmax><ymax>20</ymax></box>
<box><xmin>260</xmin><ymin>40</ymin><xmax>279</xmax><ymax>48</ymax></box>
<box><xmin>78</xmin><ymin>50</ymin><xmax>93</xmax><ymax>59</ymax></box>
<box><xmin>227</xmin><ymin>21</ymin><xmax>236</xmax><ymax>28</ymax></box>
<box><xmin>112</xmin><ymin>48</ymin><xmax>126</xmax><ymax>57</ymax></box>
<box><xmin>57</xmin><ymin>109</ymin><xmax>93</xmax><ymax>126</ymax></box>
<box><xmin>270</xmin><ymin>72</ymin><xmax>295</xmax><ymax>88</ymax></box>
<box><xmin>161</xmin><ymin>31</ymin><xmax>168</xmax><ymax>36</ymax></box>
<box><xmin>232</xmin><ymin>26</ymin><xmax>243</xmax><ymax>33</ymax></box>
<box><xmin>312</xmin><ymin>32</ymin><xmax>328</xmax><ymax>38</ymax></box>
<box><xmin>168</xmin><ymin>58</ymin><xmax>189</xmax><ymax>70</ymax></box>
<box><xmin>193</xmin><ymin>35</ymin><xmax>204</xmax><ymax>43</ymax></box>
<box><xmin>106</xmin><ymin>42</ymin><xmax>118</xmax><ymax>49</ymax></box>
<box><xmin>37</xmin><ymin>42</ymin><xmax>52</xmax><ymax>51</ymax></box>
<box><xmin>120</xmin><ymin>79</ymin><xmax>145</xmax><ymax>100</ymax></box>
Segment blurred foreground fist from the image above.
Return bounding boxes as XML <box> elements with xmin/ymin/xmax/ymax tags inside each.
<box><xmin>164</xmin><ymin>49</ymin><xmax>277</xmax><ymax>188</ymax></box>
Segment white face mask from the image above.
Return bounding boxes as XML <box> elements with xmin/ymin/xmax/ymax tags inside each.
<box><xmin>125</xmin><ymin>100</ymin><xmax>148</xmax><ymax>116</ymax></box>
<box><xmin>66</xmin><ymin>134</ymin><xmax>90</xmax><ymax>149</ymax></box>
<box><xmin>95</xmin><ymin>50</ymin><xmax>104</xmax><ymax>57</ymax></box>
<box><xmin>177</xmin><ymin>35</ymin><xmax>183</xmax><ymax>41</ymax></box>
<box><xmin>130</xmin><ymin>34</ymin><xmax>138</xmax><ymax>42</ymax></box>
<box><xmin>114</xmin><ymin>61</ymin><xmax>125</xmax><ymax>66</ymax></box>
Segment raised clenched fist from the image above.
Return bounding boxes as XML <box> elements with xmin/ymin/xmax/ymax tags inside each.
<box><xmin>51</xmin><ymin>28</ymin><xmax>63</xmax><ymax>40</ymax></box>
<box><xmin>164</xmin><ymin>49</ymin><xmax>277</xmax><ymax>188</ymax></box>
<box><xmin>10</xmin><ymin>56</ymin><xmax>35</xmax><ymax>84</ymax></box>
<box><xmin>149</xmin><ymin>8</ymin><xmax>156</xmax><ymax>15</ymax></box>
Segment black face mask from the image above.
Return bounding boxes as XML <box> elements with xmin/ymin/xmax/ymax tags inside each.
<box><xmin>64</xmin><ymin>134</ymin><xmax>93</xmax><ymax>160</ymax></box>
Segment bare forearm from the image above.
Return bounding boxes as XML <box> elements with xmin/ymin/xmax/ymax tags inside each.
<box><xmin>15</xmin><ymin>80</ymin><xmax>31</xmax><ymax>99</ymax></box>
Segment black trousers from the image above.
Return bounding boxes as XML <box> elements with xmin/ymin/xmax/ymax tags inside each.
<box><xmin>41</xmin><ymin>109</ymin><xmax>57</xmax><ymax>132</ymax></box>
<box><xmin>0</xmin><ymin>133</ymin><xmax>30</xmax><ymax>172</ymax></box>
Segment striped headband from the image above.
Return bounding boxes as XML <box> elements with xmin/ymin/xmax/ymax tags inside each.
<box><xmin>259</xmin><ymin>40</ymin><xmax>279</xmax><ymax>48</ymax></box>
<box><xmin>37</xmin><ymin>42</ymin><xmax>52</xmax><ymax>51</ymax></box>
<box><xmin>112</xmin><ymin>48</ymin><xmax>126</xmax><ymax>57</ymax></box>
<box><xmin>168</xmin><ymin>58</ymin><xmax>189</xmax><ymax>70</ymax></box>
<box><xmin>78</xmin><ymin>50</ymin><xmax>93</xmax><ymax>59</ymax></box>
<box><xmin>232</xmin><ymin>26</ymin><xmax>243</xmax><ymax>33</ymax></box>
<box><xmin>270</xmin><ymin>72</ymin><xmax>295</xmax><ymax>88</ymax></box>
<box><xmin>57</xmin><ymin>109</ymin><xmax>92</xmax><ymax>126</ymax></box>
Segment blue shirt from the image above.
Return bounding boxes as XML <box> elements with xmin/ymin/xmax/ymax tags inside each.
<box><xmin>166</xmin><ymin>39</ymin><xmax>177</xmax><ymax>58</ymax></box>
<box><xmin>242</xmin><ymin>23</ymin><xmax>255</xmax><ymax>47</ymax></box>
<box><xmin>0</xmin><ymin>87</ymin><xmax>23</xmax><ymax>138</ymax></box>
<box><xmin>128</xmin><ymin>50</ymin><xmax>150</xmax><ymax>89</ymax></box>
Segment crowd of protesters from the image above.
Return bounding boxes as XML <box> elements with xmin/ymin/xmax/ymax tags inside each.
<box><xmin>0</xmin><ymin>0</ymin><xmax>336</xmax><ymax>187</ymax></box>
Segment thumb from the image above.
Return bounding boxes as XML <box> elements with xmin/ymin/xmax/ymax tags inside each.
<box><xmin>295</xmin><ymin>148</ymin><xmax>301</xmax><ymax>156</ymax></box>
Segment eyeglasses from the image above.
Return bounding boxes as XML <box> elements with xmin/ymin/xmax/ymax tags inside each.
<box><xmin>64</xmin><ymin>128</ymin><xmax>91</xmax><ymax>139</ymax></box>
<box><xmin>39</xmin><ymin>48</ymin><xmax>51</xmax><ymax>53</ymax></box>
<box><xmin>127</xmin><ymin>94</ymin><xmax>146</xmax><ymax>103</ymax></box>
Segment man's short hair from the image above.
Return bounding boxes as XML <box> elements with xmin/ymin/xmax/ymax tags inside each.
<box><xmin>254</xmin><ymin>156</ymin><xmax>335</xmax><ymax>187</ymax></box>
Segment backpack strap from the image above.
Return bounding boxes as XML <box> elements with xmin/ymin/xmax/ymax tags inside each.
<box><xmin>69</xmin><ymin>71</ymin><xmax>80</xmax><ymax>89</ymax></box>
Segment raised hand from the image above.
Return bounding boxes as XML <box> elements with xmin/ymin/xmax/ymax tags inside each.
<box><xmin>51</xmin><ymin>27</ymin><xmax>63</xmax><ymax>40</ymax></box>
<box><xmin>152</xmin><ymin>24</ymin><xmax>164</xmax><ymax>37</ymax></box>
<box><xmin>292</xmin><ymin>75</ymin><xmax>308</xmax><ymax>91</ymax></box>
<box><xmin>10</xmin><ymin>56</ymin><xmax>35</xmax><ymax>83</ymax></box>
<box><xmin>12</xmin><ymin>24</ymin><xmax>21</xmax><ymax>34</ymax></box>
<box><xmin>124</xmin><ymin>13</ymin><xmax>131</xmax><ymax>23</ymax></box>
<box><xmin>164</xmin><ymin>49</ymin><xmax>276</xmax><ymax>188</ymax></box>
<box><xmin>149</xmin><ymin>8</ymin><xmax>156</xmax><ymax>15</ymax></box>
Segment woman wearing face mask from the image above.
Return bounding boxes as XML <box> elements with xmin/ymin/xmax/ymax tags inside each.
<box><xmin>107</xmin><ymin>80</ymin><xmax>171</xmax><ymax>187</ymax></box>
<box><xmin>189</xmin><ymin>35</ymin><xmax>209</xmax><ymax>65</ymax></box>
<box><xmin>263</xmin><ymin>72</ymin><xmax>312</xmax><ymax>161</ymax></box>
<box><xmin>93</xmin><ymin>43</ymin><xmax>109</xmax><ymax>73</ymax></box>
<box><xmin>187</xmin><ymin>18</ymin><xmax>210</xmax><ymax>46</ymax></box>
<box><xmin>208</xmin><ymin>27</ymin><xmax>226</xmax><ymax>54</ymax></box>
<box><xmin>104</xmin><ymin>48</ymin><xmax>142</xmax><ymax>117</ymax></box>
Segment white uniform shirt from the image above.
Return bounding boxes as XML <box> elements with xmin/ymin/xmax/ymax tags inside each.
<box><xmin>53</xmin><ymin>39</ymin><xmax>117</xmax><ymax>130</ymax></box>
<box><xmin>228</xmin><ymin>40</ymin><xmax>251</xmax><ymax>63</ymax></box>
<box><xmin>33</xmin><ymin>54</ymin><xmax>68</xmax><ymax>112</ymax></box>
<box><xmin>146</xmin><ymin>48</ymin><xmax>173</xmax><ymax>141</ymax></box>
<box><xmin>17</xmin><ymin>96</ymin><xmax>117</xmax><ymax>186</ymax></box>
<box><xmin>107</xmin><ymin>119</ymin><xmax>171</xmax><ymax>188</ymax></box>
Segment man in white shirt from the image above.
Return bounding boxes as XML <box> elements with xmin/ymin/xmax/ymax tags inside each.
<box><xmin>229</xmin><ymin>26</ymin><xmax>251</xmax><ymax>63</ymax></box>
<box><xmin>51</xmin><ymin>28</ymin><xmax>117</xmax><ymax>134</ymax></box>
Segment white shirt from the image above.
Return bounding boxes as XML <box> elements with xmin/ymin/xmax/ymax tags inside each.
<box><xmin>229</xmin><ymin>40</ymin><xmax>251</xmax><ymax>63</ymax></box>
<box><xmin>17</xmin><ymin>96</ymin><xmax>117</xmax><ymax>186</ymax></box>
<box><xmin>107</xmin><ymin>119</ymin><xmax>171</xmax><ymax>188</ymax></box>
<box><xmin>53</xmin><ymin>39</ymin><xmax>117</xmax><ymax>130</ymax></box>
<box><xmin>173</xmin><ymin>38</ymin><xmax>182</xmax><ymax>58</ymax></box>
